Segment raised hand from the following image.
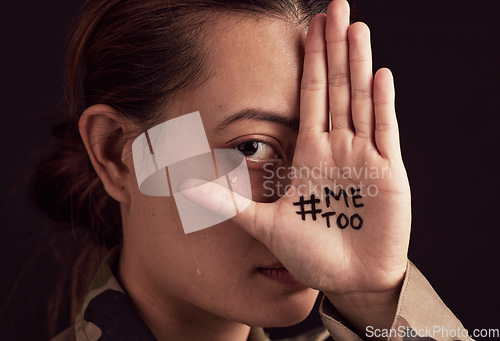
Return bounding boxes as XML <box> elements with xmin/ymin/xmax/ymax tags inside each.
<box><xmin>181</xmin><ymin>0</ymin><xmax>411</xmax><ymax>333</ymax></box>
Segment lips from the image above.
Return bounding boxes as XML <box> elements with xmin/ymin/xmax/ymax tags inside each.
<box><xmin>257</xmin><ymin>262</ymin><xmax>306</xmax><ymax>287</ymax></box>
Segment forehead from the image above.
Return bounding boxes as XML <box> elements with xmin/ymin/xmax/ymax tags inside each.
<box><xmin>174</xmin><ymin>15</ymin><xmax>307</xmax><ymax>123</ymax></box>
<box><xmin>210</xmin><ymin>16</ymin><xmax>305</xmax><ymax>83</ymax></box>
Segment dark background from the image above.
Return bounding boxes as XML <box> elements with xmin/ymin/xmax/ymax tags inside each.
<box><xmin>1</xmin><ymin>0</ymin><xmax>499</xmax><ymax>340</ymax></box>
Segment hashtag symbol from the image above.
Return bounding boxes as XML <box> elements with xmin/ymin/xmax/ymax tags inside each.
<box><xmin>293</xmin><ymin>194</ymin><xmax>322</xmax><ymax>221</ymax></box>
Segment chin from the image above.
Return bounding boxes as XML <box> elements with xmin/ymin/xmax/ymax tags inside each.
<box><xmin>243</xmin><ymin>288</ymin><xmax>319</xmax><ymax>328</ymax></box>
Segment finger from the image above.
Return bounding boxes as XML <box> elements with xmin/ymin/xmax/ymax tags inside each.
<box><xmin>373</xmin><ymin>68</ymin><xmax>401</xmax><ymax>159</ymax></box>
<box><xmin>348</xmin><ymin>22</ymin><xmax>374</xmax><ymax>139</ymax></box>
<box><xmin>326</xmin><ymin>0</ymin><xmax>352</xmax><ymax>131</ymax></box>
<box><xmin>300</xmin><ymin>14</ymin><xmax>329</xmax><ymax>133</ymax></box>
<box><xmin>179</xmin><ymin>178</ymin><xmax>275</xmax><ymax>240</ymax></box>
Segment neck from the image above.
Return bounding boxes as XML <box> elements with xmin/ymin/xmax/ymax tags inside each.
<box><xmin>135</xmin><ymin>299</ymin><xmax>251</xmax><ymax>341</ymax></box>
<box><xmin>118</xmin><ymin>247</ymin><xmax>251</xmax><ymax>341</ymax></box>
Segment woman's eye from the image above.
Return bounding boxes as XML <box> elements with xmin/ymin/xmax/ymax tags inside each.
<box><xmin>235</xmin><ymin>141</ymin><xmax>278</xmax><ymax>160</ymax></box>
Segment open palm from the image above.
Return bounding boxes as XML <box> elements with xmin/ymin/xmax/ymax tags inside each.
<box><xmin>183</xmin><ymin>0</ymin><xmax>411</xmax><ymax>297</ymax></box>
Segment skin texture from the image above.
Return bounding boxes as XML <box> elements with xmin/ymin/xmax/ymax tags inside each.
<box><xmin>79</xmin><ymin>1</ymin><xmax>411</xmax><ymax>340</ymax></box>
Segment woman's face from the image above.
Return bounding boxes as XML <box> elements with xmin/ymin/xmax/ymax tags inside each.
<box><xmin>120</xmin><ymin>16</ymin><xmax>318</xmax><ymax>328</ymax></box>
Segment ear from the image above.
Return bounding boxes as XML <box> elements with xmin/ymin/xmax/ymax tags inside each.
<box><xmin>79</xmin><ymin>104</ymin><xmax>133</xmax><ymax>204</ymax></box>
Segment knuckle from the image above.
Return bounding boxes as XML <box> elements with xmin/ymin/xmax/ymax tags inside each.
<box><xmin>304</xmin><ymin>45</ymin><xmax>325</xmax><ymax>54</ymax></box>
<box><xmin>298</xmin><ymin>125</ymin><xmax>319</xmax><ymax>135</ymax></box>
<box><xmin>355</xmin><ymin>130</ymin><xmax>372</xmax><ymax>139</ymax></box>
<box><xmin>301</xmin><ymin>78</ymin><xmax>327</xmax><ymax>91</ymax></box>
<box><xmin>351</xmin><ymin>88</ymin><xmax>372</xmax><ymax>101</ymax></box>
<box><xmin>325</xmin><ymin>35</ymin><xmax>347</xmax><ymax>44</ymax></box>
<box><xmin>354</xmin><ymin>120</ymin><xmax>372</xmax><ymax>138</ymax></box>
<box><xmin>375</xmin><ymin>122</ymin><xmax>394</xmax><ymax>132</ymax></box>
<box><xmin>374</xmin><ymin>99</ymin><xmax>392</xmax><ymax>106</ymax></box>
<box><xmin>349</xmin><ymin>57</ymin><xmax>371</xmax><ymax>64</ymax></box>
<box><xmin>331</xmin><ymin>122</ymin><xmax>350</xmax><ymax>130</ymax></box>
<box><xmin>328</xmin><ymin>74</ymin><xmax>350</xmax><ymax>87</ymax></box>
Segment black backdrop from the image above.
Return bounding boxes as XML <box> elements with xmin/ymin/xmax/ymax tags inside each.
<box><xmin>1</xmin><ymin>0</ymin><xmax>499</xmax><ymax>340</ymax></box>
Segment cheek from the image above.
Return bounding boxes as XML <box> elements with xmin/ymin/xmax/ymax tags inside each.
<box><xmin>140</xmin><ymin>224</ymin><xmax>262</xmax><ymax>315</ymax></box>
<box><xmin>177</xmin><ymin>226</ymin><xmax>316</xmax><ymax>323</ymax></box>
<box><xmin>127</xmin><ymin>193</ymin><xmax>317</xmax><ymax>326</ymax></box>
<box><xmin>130</xmin><ymin>193</ymin><xmax>183</xmax><ymax>233</ymax></box>
<box><xmin>142</xmin><ymin>218</ymin><xmax>259</xmax><ymax>282</ymax></box>
<box><xmin>182</xmin><ymin>223</ymin><xmax>259</xmax><ymax>275</ymax></box>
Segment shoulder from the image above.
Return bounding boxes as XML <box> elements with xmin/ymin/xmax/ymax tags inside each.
<box><xmin>51</xmin><ymin>326</ymin><xmax>76</xmax><ymax>341</ymax></box>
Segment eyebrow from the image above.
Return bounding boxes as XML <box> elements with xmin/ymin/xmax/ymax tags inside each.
<box><xmin>215</xmin><ymin>108</ymin><xmax>299</xmax><ymax>132</ymax></box>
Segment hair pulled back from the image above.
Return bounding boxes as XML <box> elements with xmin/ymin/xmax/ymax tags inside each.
<box><xmin>33</xmin><ymin>0</ymin><xmax>333</xmax><ymax>336</ymax></box>
<box><xmin>34</xmin><ymin>0</ymin><xmax>331</xmax><ymax>249</ymax></box>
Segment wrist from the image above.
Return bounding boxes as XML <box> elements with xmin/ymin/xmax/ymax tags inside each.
<box><xmin>324</xmin><ymin>278</ymin><xmax>404</xmax><ymax>340</ymax></box>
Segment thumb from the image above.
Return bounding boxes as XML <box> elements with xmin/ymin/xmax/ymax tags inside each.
<box><xmin>178</xmin><ymin>178</ymin><xmax>276</xmax><ymax>241</ymax></box>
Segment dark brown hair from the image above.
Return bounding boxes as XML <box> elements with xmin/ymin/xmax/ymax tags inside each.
<box><xmin>33</xmin><ymin>0</ymin><xmax>333</xmax><ymax>337</ymax></box>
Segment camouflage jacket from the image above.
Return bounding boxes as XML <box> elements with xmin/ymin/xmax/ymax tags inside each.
<box><xmin>52</xmin><ymin>248</ymin><xmax>472</xmax><ymax>341</ymax></box>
